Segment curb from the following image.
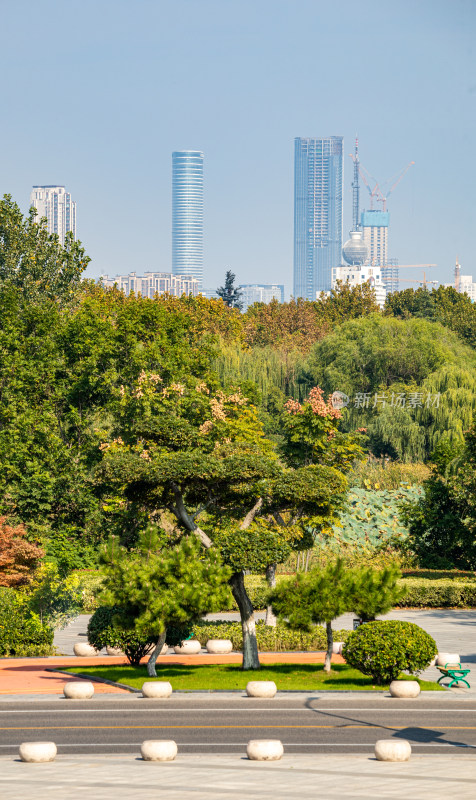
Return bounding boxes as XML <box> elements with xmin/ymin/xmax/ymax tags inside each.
<box><xmin>45</xmin><ymin>668</ymin><xmax>140</xmax><ymax>693</ymax></box>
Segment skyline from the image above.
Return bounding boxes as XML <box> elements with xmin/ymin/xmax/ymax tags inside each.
<box><xmin>1</xmin><ymin>0</ymin><xmax>474</xmax><ymax>294</ymax></box>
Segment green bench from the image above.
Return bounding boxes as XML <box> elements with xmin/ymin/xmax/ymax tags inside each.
<box><xmin>437</xmin><ymin>662</ymin><xmax>471</xmax><ymax>689</ymax></box>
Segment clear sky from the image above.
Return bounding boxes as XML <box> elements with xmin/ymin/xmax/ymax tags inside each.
<box><xmin>1</xmin><ymin>0</ymin><xmax>474</xmax><ymax>294</ymax></box>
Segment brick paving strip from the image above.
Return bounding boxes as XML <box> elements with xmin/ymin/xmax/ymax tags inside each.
<box><xmin>0</xmin><ymin>652</ymin><xmax>344</xmax><ymax>695</ymax></box>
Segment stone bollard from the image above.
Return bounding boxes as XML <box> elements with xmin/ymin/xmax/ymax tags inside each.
<box><xmin>247</xmin><ymin>739</ymin><xmax>283</xmax><ymax>761</ymax></box>
<box><xmin>332</xmin><ymin>642</ymin><xmax>344</xmax><ymax>655</ymax></box>
<box><xmin>141</xmin><ymin>740</ymin><xmax>177</xmax><ymax>761</ymax></box>
<box><xmin>141</xmin><ymin>681</ymin><xmax>173</xmax><ymax>698</ymax></box>
<box><xmin>389</xmin><ymin>680</ymin><xmax>420</xmax><ymax>698</ymax></box>
<box><xmin>173</xmin><ymin>640</ymin><xmax>201</xmax><ymax>655</ymax></box>
<box><xmin>19</xmin><ymin>742</ymin><xmax>57</xmax><ymax>763</ymax></box>
<box><xmin>63</xmin><ymin>681</ymin><xmax>95</xmax><ymax>699</ymax></box>
<box><xmin>246</xmin><ymin>681</ymin><xmax>277</xmax><ymax>698</ymax></box>
<box><xmin>73</xmin><ymin>642</ymin><xmax>98</xmax><ymax>657</ymax></box>
<box><xmin>106</xmin><ymin>645</ymin><xmax>124</xmax><ymax>656</ymax></box>
<box><xmin>206</xmin><ymin>639</ymin><xmax>233</xmax><ymax>654</ymax></box>
<box><xmin>436</xmin><ymin>653</ymin><xmax>460</xmax><ymax>667</ymax></box>
<box><xmin>374</xmin><ymin>739</ymin><xmax>411</xmax><ymax>762</ymax></box>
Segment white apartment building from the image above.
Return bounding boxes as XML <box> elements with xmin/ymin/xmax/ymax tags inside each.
<box><xmin>239</xmin><ymin>284</ymin><xmax>285</xmax><ymax>312</ymax></box>
<box><xmin>459</xmin><ymin>274</ymin><xmax>476</xmax><ymax>302</ymax></box>
<box><xmin>100</xmin><ymin>271</ymin><xmax>199</xmax><ymax>298</ymax></box>
<box><xmin>331</xmin><ymin>264</ymin><xmax>386</xmax><ymax>308</ymax></box>
<box><xmin>30</xmin><ymin>186</ymin><xmax>76</xmax><ymax>245</ymax></box>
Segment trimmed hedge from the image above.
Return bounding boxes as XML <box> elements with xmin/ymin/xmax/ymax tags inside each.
<box><xmin>192</xmin><ymin>619</ymin><xmax>351</xmax><ymax>652</ymax></box>
<box><xmin>396</xmin><ymin>578</ymin><xmax>476</xmax><ymax>608</ymax></box>
<box><xmin>241</xmin><ymin>576</ymin><xmax>476</xmax><ymax>610</ymax></box>
<box><xmin>0</xmin><ymin>588</ymin><xmax>54</xmax><ymax>657</ymax></box>
<box><xmin>343</xmin><ymin>620</ymin><xmax>437</xmax><ymax>684</ymax></box>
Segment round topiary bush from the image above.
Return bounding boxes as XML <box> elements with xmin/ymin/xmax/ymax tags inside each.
<box><xmin>87</xmin><ymin>606</ymin><xmax>155</xmax><ymax>666</ymax></box>
<box><xmin>342</xmin><ymin>620</ymin><xmax>437</xmax><ymax>684</ymax></box>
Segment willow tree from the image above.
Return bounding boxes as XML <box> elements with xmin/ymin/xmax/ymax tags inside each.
<box><xmin>98</xmin><ymin>373</ymin><xmax>348</xmax><ymax>669</ymax></box>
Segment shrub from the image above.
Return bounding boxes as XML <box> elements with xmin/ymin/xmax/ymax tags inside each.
<box><xmin>343</xmin><ymin>620</ymin><xmax>437</xmax><ymax>684</ymax></box>
<box><xmin>87</xmin><ymin>606</ymin><xmax>155</xmax><ymax>665</ymax></box>
<box><xmin>192</xmin><ymin>619</ymin><xmax>351</xmax><ymax>652</ymax></box>
<box><xmin>0</xmin><ymin>588</ymin><xmax>53</xmax><ymax>656</ymax></box>
<box><xmin>397</xmin><ymin>578</ymin><xmax>476</xmax><ymax>608</ymax></box>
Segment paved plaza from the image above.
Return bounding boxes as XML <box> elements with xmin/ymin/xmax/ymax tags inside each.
<box><xmin>1</xmin><ymin>753</ymin><xmax>475</xmax><ymax>800</ymax></box>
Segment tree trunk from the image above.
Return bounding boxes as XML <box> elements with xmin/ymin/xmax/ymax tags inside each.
<box><xmin>230</xmin><ymin>571</ymin><xmax>260</xmax><ymax>670</ymax></box>
<box><xmin>324</xmin><ymin>621</ymin><xmax>333</xmax><ymax>673</ymax></box>
<box><xmin>265</xmin><ymin>562</ymin><xmax>277</xmax><ymax>627</ymax></box>
<box><xmin>147</xmin><ymin>630</ymin><xmax>167</xmax><ymax>677</ymax></box>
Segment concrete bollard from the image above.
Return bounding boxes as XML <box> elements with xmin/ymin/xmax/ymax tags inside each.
<box><xmin>73</xmin><ymin>642</ymin><xmax>98</xmax><ymax>657</ymax></box>
<box><xmin>436</xmin><ymin>653</ymin><xmax>460</xmax><ymax>667</ymax></box>
<box><xmin>206</xmin><ymin>639</ymin><xmax>233</xmax><ymax>654</ymax></box>
<box><xmin>246</xmin><ymin>681</ymin><xmax>277</xmax><ymax>698</ymax></box>
<box><xmin>63</xmin><ymin>681</ymin><xmax>95</xmax><ymax>699</ymax></box>
<box><xmin>106</xmin><ymin>645</ymin><xmax>124</xmax><ymax>656</ymax></box>
<box><xmin>19</xmin><ymin>742</ymin><xmax>57</xmax><ymax>763</ymax></box>
<box><xmin>389</xmin><ymin>680</ymin><xmax>420</xmax><ymax>698</ymax></box>
<box><xmin>247</xmin><ymin>739</ymin><xmax>283</xmax><ymax>761</ymax></box>
<box><xmin>332</xmin><ymin>642</ymin><xmax>344</xmax><ymax>655</ymax></box>
<box><xmin>375</xmin><ymin>739</ymin><xmax>411</xmax><ymax>762</ymax></box>
<box><xmin>141</xmin><ymin>681</ymin><xmax>173</xmax><ymax>698</ymax></box>
<box><xmin>173</xmin><ymin>640</ymin><xmax>201</xmax><ymax>655</ymax></box>
<box><xmin>140</xmin><ymin>740</ymin><xmax>177</xmax><ymax>761</ymax></box>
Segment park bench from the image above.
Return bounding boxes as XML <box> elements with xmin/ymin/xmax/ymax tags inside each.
<box><xmin>437</xmin><ymin>662</ymin><xmax>471</xmax><ymax>689</ymax></box>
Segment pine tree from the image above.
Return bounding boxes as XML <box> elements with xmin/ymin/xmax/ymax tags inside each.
<box><xmin>217</xmin><ymin>270</ymin><xmax>243</xmax><ymax>309</ymax></box>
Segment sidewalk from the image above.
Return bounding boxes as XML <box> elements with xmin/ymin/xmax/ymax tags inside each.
<box><xmin>1</xmin><ymin>754</ymin><xmax>475</xmax><ymax>800</ymax></box>
<box><xmin>0</xmin><ymin>652</ymin><xmax>344</xmax><ymax>695</ymax></box>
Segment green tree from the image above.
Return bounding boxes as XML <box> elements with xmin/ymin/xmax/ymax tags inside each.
<box><xmin>99</xmin><ymin>529</ymin><xmax>231</xmax><ymax>676</ymax></box>
<box><xmin>401</xmin><ymin>426</ymin><xmax>476</xmax><ymax>568</ymax></box>
<box><xmin>98</xmin><ymin>375</ymin><xmax>348</xmax><ymax>669</ymax></box>
<box><xmin>346</xmin><ymin>564</ymin><xmax>403</xmax><ymax>622</ymax></box>
<box><xmin>308</xmin><ymin>315</ymin><xmax>476</xmax><ymax>461</ymax></box>
<box><xmin>217</xmin><ymin>270</ymin><xmax>243</xmax><ymax>309</ymax></box>
<box><xmin>0</xmin><ymin>194</ymin><xmax>89</xmax><ymax>302</ymax></box>
<box><xmin>270</xmin><ymin>561</ymin><xmax>350</xmax><ymax>671</ymax></box>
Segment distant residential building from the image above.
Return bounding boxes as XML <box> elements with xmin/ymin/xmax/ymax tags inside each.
<box><xmin>361</xmin><ymin>210</ymin><xmax>388</xmax><ymax>267</ymax></box>
<box><xmin>293</xmin><ymin>137</ymin><xmax>343</xmax><ymax>299</ymax></box>
<box><xmin>172</xmin><ymin>150</ymin><xmax>204</xmax><ymax>288</ymax></box>
<box><xmin>30</xmin><ymin>185</ymin><xmax>76</xmax><ymax>245</ymax></box>
<box><xmin>381</xmin><ymin>259</ymin><xmax>399</xmax><ymax>295</ymax></box>
<box><xmin>332</xmin><ymin>264</ymin><xmax>386</xmax><ymax>308</ymax></box>
<box><xmin>100</xmin><ymin>271</ymin><xmax>199</xmax><ymax>298</ymax></box>
<box><xmin>239</xmin><ymin>284</ymin><xmax>285</xmax><ymax>312</ymax></box>
<box><xmin>459</xmin><ymin>274</ymin><xmax>476</xmax><ymax>302</ymax></box>
<box><xmin>200</xmin><ymin>288</ymin><xmax>219</xmax><ymax>300</ymax></box>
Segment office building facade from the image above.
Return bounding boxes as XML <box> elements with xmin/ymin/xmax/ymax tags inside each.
<box><xmin>239</xmin><ymin>283</ymin><xmax>285</xmax><ymax>312</ymax></box>
<box><xmin>293</xmin><ymin>137</ymin><xmax>343</xmax><ymax>299</ymax></box>
<box><xmin>100</xmin><ymin>271</ymin><xmax>199</xmax><ymax>298</ymax></box>
<box><xmin>361</xmin><ymin>210</ymin><xmax>389</xmax><ymax>267</ymax></box>
<box><xmin>332</xmin><ymin>264</ymin><xmax>386</xmax><ymax>308</ymax></box>
<box><xmin>172</xmin><ymin>151</ymin><xmax>204</xmax><ymax>288</ymax></box>
<box><xmin>30</xmin><ymin>185</ymin><xmax>76</xmax><ymax>245</ymax></box>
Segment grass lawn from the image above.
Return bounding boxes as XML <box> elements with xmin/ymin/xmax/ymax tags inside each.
<box><xmin>62</xmin><ymin>663</ymin><xmax>443</xmax><ymax>692</ymax></box>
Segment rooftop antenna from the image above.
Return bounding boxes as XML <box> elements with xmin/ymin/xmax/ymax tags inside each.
<box><xmin>351</xmin><ymin>137</ymin><xmax>360</xmax><ymax>230</ymax></box>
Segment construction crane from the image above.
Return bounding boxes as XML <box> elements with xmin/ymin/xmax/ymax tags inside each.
<box><xmin>348</xmin><ymin>153</ymin><xmax>415</xmax><ymax>211</ymax></box>
<box><xmin>396</xmin><ymin>265</ymin><xmax>438</xmax><ymax>290</ymax></box>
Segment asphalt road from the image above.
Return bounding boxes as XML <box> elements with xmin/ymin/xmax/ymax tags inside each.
<box><xmin>1</xmin><ymin>694</ymin><xmax>475</xmax><ymax>755</ymax></box>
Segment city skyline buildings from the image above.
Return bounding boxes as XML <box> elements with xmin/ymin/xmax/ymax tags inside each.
<box><xmin>293</xmin><ymin>136</ymin><xmax>343</xmax><ymax>300</ymax></box>
<box><xmin>29</xmin><ymin>185</ymin><xmax>76</xmax><ymax>246</ymax></box>
<box><xmin>172</xmin><ymin>150</ymin><xmax>204</xmax><ymax>288</ymax></box>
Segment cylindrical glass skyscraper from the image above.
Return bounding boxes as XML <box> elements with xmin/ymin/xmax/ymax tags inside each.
<box><xmin>172</xmin><ymin>151</ymin><xmax>204</xmax><ymax>288</ymax></box>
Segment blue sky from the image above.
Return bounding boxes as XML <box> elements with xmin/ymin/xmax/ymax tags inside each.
<box><xmin>1</xmin><ymin>0</ymin><xmax>474</xmax><ymax>294</ymax></box>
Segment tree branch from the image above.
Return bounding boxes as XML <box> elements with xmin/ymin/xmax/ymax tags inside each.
<box><xmin>168</xmin><ymin>481</ymin><xmax>213</xmax><ymax>549</ymax></box>
<box><xmin>240</xmin><ymin>497</ymin><xmax>263</xmax><ymax>530</ymax></box>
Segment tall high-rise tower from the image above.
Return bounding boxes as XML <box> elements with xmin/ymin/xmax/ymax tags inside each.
<box><xmin>293</xmin><ymin>137</ymin><xmax>343</xmax><ymax>299</ymax></box>
<box><xmin>172</xmin><ymin>150</ymin><xmax>204</xmax><ymax>288</ymax></box>
<box><xmin>30</xmin><ymin>185</ymin><xmax>76</xmax><ymax>245</ymax></box>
